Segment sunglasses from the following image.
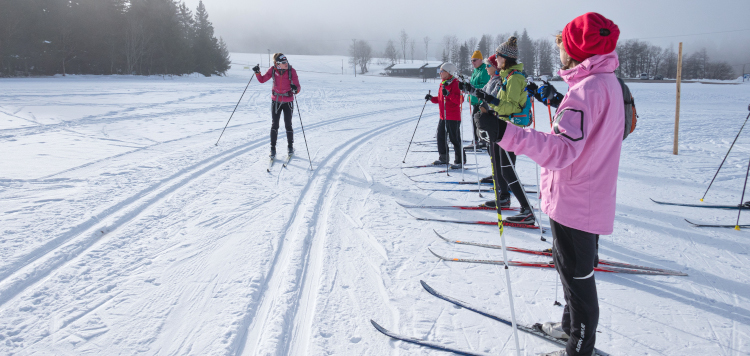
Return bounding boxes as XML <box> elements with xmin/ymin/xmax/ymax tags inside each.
<box><xmin>471</xmin><ymin>59</ymin><xmax>481</xmax><ymax>62</ymax></box>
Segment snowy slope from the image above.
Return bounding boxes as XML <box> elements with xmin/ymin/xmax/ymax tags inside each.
<box><xmin>0</xmin><ymin>53</ymin><xmax>748</xmax><ymax>355</ymax></box>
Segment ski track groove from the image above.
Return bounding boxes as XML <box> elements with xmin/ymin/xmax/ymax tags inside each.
<box><xmin>233</xmin><ymin>113</ymin><xmax>417</xmax><ymax>356</ymax></box>
<box><xmin>0</xmin><ymin>106</ymin><xmax>415</xmax><ymax>311</ymax></box>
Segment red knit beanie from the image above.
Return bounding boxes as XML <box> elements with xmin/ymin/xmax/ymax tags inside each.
<box><xmin>562</xmin><ymin>12</ymin><xmax>620</xmax><ymax>62</ymax></box>
<box><xmin>487</xmin><ymin>54</ymin><xmax>499</xmax><ymax>69</ymax></box>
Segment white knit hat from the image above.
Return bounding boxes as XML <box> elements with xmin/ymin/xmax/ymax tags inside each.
<box><xmin>440</xmin><ymin>63</ymin><xmax>458</xmax><ymax>75</ymax></box>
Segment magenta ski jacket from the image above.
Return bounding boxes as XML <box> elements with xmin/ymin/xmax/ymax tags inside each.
<box><xmin>498</xmin><ymin>52</ymin><xmax>624</xmax><ymax>235</ymax></box>
<box><xmin>256</xmin><ymin>66</ymin><xmax>300</xmax><ymax>103</ymax></box>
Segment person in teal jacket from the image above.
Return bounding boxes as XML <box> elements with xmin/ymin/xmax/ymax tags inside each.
<box><xmin>467</xmin><ymin>50</ymin><xmax>490</xmax><ymax>149</ymax></box>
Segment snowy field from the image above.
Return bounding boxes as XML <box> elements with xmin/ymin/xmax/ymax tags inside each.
<box><xmin>1</xmin><ymin>53</ymin><xmax>749</xmax><ymax>355</ymax></box>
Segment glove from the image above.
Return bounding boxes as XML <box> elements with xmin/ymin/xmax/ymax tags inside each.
<box><xmin>538</xmin><ymin>83</ymin><xmax>558</xmax><ymax>103</ymax></box>
<box><xmin>441</xmin><ymin>87</ymin><xmax>448</xmax><ymax>96</ymax></box>
<box><xmin>475</xmin><ymin>89</ymin><xmax>498</xmax><ymax>104</ymax></box>
<box><xmin>458</xmin><ymin>82</ymin><xmax>474</xmax><ymax>93</ymax></box>
<box><xmin>252</xmin><ymin>65</ymin><xmax>260</xmax><ymax>74</ymax></box>
<box><xmin>425</xmin><ymin>93</ymin><xmax>433</xmax><ymax>101</ymax></box>
<box><xmin>291</xmin><ymin>84</ymin><xmax>298</xmax><ymax>94</ymax></box>
<box><xmin>525</xmin><ymin>82</ymin><xmax>538</xmax><ymax>95</ymax></box>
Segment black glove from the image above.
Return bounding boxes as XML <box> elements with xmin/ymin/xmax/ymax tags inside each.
<box><xmin>441</xmin><ymin>87</ymin><xmax>448</xmax><ymax>96</ymax></box>
<box><xmin>458</xmin><ymin>82</ymin><xmax>473</xmax><ymax>93</ymax></box>
<box><xmin>425</xmin><ymin>93</ymin><xmax>433</xmax><ymax>101</ymax></box>
<box><xmin>525</xmin><ymin>82</ymin><xmax>538</xmax><ymax>95</ymax></box>
<box><xmin>538</xmin><ymin>83</ymin><xmax>558</xmax><ymax>103</ymax></box>
<box><xmin>475</xmin><ymin>89</ymin><xmax>499</xmax><ymax>105</ymax></box>
<box><xmin>252</xmin><ymin>65</ymin><xmax>260</xmax><ymax>74</ymax></box>
<box><xmin>291</xmin><ymin>84</ymin><xmax>298</xmax><ymax>94</ymax></box>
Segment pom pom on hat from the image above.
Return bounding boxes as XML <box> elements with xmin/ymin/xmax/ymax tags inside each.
<box><xmin>562</xmin><ymin>12</ymin><xmax>620</xmax><ymax>62</ymax></box>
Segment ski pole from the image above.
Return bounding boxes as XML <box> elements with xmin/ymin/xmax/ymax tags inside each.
<box><xmin>403</xmin><ymin>90</ymin><xmax>430</xmax><ymax>163</ymax></box>
<box><xmin>293</xmin><ymin>94</ymin><xmax>313</xmax><ymax>171</ymax></box>
<box><xmin>460</xmin><ymin>94</ymin><xmax>465</xmax><ymax>181</ymax></box>
<box><xmin>701</xmin><ymin>109</ymin><xmax>750</xmax><ymax>201</ymax></box>
<box><xmin>444</xmin><ymin>88</ymin><xmax>450</xmax><ymax>176</ymax></box>
<box><xmin>474</xmin><ymin>113</ymin><xmax>483</xmax><ymax>198</ymax></box>
<box><xmin>489</xmin><ymin>142</ymin><xmax>522</xmax><ymax>356</ymax></box>
<box><xmin>736</xmin><ymin>153</ymin><xmax>750</xmax><ymax>230</ymax></box>
<box><xmin>215</xmin><ymin>70</ymin><xmax>255</xmax><ymax>146</ymax></box>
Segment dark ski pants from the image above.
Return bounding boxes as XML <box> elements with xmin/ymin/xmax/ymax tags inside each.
<box><xmin>271</xmin><ymin>101</ymin><xmax>294</xmax><ymax>148</ymax></box>
<box><xmin>550</xmin><ymin>218</ymin><xmax>600</xmax><ymax>356</ymax></box>
<box><xmin>436</xmin><ymin>119</ymin><xmax>464</xmax><ymax>163</ymax></box>
<box><xmin>471</xmin><ymin>105</ymin><xmax>480</xmax><ymax>143</ymax></box>
<box><xmin>490</xmin><ymin>142</ymin><xmax>531</xmax><ymax>209</ymax></box>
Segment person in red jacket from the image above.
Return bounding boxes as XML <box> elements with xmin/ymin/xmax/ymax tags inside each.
<box><xmin>425</xmin><ymin>63</ymin><xmax>465</xmax><ymax>165</ymax></box>
<box><xmin>252</xmin><ymin>53</ymin><xmax>301</xmax><ymax>158</ymax></box>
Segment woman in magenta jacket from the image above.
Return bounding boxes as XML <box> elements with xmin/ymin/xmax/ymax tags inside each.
<box><xmin>424</xmin><ymin>63</ymin><xmax>464</xmax><ymax>165</ymax></box>
<box><xmin>253</xmin><ymin>53</ymin><xmax>301</xmax><ymax>158</ymax></box>
<box><xmin>481</xmin><ymin>13</ymin><xmax>624</xmax><ymax>356</ymax></box>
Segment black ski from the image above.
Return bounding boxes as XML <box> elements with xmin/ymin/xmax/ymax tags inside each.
<box><xmin>419</xmin><ymin>281</ymin><xmax>613</xmax><ymax>356</ymax></box>
<box><xmin>370</xmin><ymin>320</ymin><xmax>491</xmax><ymax>356</ymax></box>
<box><xmin>650</xmin><ymin>198</ymin><xmax>750</xmax><ymax>210</ymax></box>
<box><xmin>685</xmin><ymin>219</ymin><xmax>750</xmax><ymax>228</ymax></box>
<box><xmin>419</xmin><ymin>187</ymin><xmax>537</xmax><ymax>194</ymax></box>
<box><xmin>396</xmin><ymin>202</ymin><xmax>519</xmax><ymax>211</ymax></box>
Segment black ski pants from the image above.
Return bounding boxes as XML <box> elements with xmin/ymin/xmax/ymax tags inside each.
<box><xmin>550</xmin><ymin>218</ymin><xmax>600</xmax><ymax>356</ymax></box>
<box><xmin>471</xmin><ymin>105</ymin><xmax>480</xmax><ymax>143</ymax></box>
<box><xmin>436</xmin><ymin>119</ymin><xmax>464</xmax><ymax>163</ymax></box>
<box><xmin>490</xmin><ymin>141</ymin><xmax>531</xmax><ymax>209</ymax></box>
<box><xmin>271</xmin><ymin>101</ymin><xmax>294</xmax><ymax>148</ymax></box>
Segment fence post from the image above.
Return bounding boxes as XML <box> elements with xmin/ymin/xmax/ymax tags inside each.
<box><xmin>673</xmin><ymin>42</ymin><xmax>683</xmax><ymax>155</ymax></box>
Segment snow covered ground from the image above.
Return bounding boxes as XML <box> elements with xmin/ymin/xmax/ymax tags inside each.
<box><xmin>1</xmin><ymin>53</ymin><xmax>749</xmax><ymax>355</ymax></box>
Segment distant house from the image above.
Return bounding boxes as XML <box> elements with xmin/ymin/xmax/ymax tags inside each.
<box><xmin>385</xmin><ymin>61</ymin><xmax>444</xmax><ymax>79</ymax></box>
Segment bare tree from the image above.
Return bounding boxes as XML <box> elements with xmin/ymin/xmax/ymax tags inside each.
<box><xmin>349</xmin><ymin>39</ymin><xmax>373</xmax><ymax>74</ymax></box>
<box><xmin>423</xmin><ymin>36</ymin><xmax>430</xmax><ymax>61</ymax></box>
<box><xmin>536</xmin><ymin>38</ymin><xmax>555</xmax><ymax>76</ymax></box>
<box><xmin>466</xmin><ymin>37</ymin><xmax>478</xmax><ymax>53</ymax></box>
<box><xmin>410</xmin><ymin>39</ymin><xmax>416</xmax><ymax>63</ymax></box>
<box><xmin>399</xmin><ymin>30</ymin><xmax>408</xmax><ymax>64</ymax></box>
<box><xmin>124</xmin><ymin>17</ymin><xmax>150</xmax><ymax>74</ymax></box>
<box><xmin>383</xmin><ymin>39</ymin><xmax>399</xmax><ymax>65</ymax></box>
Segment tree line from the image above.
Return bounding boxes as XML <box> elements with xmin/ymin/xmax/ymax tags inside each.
<box><xmin>0</xmin><ymin>0</ymin><xmax>231</xmax><ymax>77</ymax></box>
<box><xmin>351</xmin><ymin>29</ymin><xmax>735</xmax><ymax>80</ymax></box>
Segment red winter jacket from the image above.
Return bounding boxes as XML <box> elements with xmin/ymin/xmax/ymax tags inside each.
<box><xmin>256</xmin><ymin>66</ymin><xmax>301</xmax><ymax>103</ymax></box>
<box><xmin>430</xmin><ymin>77</ymin><xmax>463</xmax><ymax>121</ymax></box>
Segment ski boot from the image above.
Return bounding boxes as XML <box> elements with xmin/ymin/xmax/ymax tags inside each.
<box><xmin>541</xmin><ymin>322</ymin><xmax>569</xmax><ymax>340</ymax></box>
<box><xmin>288</xmin><ymin>145</ymin><xmax>294</xmax><ymax>155</ymax></box>
<box><xmin>270</xmin><ymin>146</ymin><xmax>276</xmax><ymax>158</ymax></box>
<box><xmin>432</xmin><ymin>154</ymin><xmax>449</xmax><ymax>166</ymax></box>
<box><xmin>480</xmin><ymin>176</ymin><xmax>493</xmax><ymax>184</ymax></box>
<box><xmin>482</xmin><ymin>194</ymin><xmax>511</xmax><ymax>209</ymax></box>
<box><xmin>505</xmin><ymin>207</ymin><xmax>536</xmax><ymax>225</ymax></box>
<box><xmin>537</xmin><ymin>350</ymin><xmax>567</xmax><ymax>356</ymax></box>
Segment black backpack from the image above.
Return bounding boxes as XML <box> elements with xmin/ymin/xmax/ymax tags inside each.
<box><xmin>617</xmin><ymin>78</ymin><xmax>638</xmax><ymax>140</ymax></box>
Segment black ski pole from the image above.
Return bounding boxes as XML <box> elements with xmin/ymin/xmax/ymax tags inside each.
<box><xmin>403</xmin><ymin>90</ymin><xmax>430</xmax><ymax>163</ymax></box>
<box><xmin>702</xmin><ymin>107</ymin><xmax>750</xmax><ymax>201</ymax></box>
<box><xmin>215</xmin><ymin>70</ymin><xmax>256</xmax><ymax>146</ymax></box>
<box><xmin>293</xmin><ymin>94</ymin><xmax>313</xmax><ymax>171</ymax></box>
<box><xmin>735</xmin><ymin>152</ymin><xmax>750</xmax><ymax>230</ymax></box>
<box><xmin>444</xmin><ymin>90</ymin><xmax>450</xmax><ymax>176</ymax></box>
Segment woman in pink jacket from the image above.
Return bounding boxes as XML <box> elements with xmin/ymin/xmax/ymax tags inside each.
<box><xmin>252</xmin><ymin>53</ymin><xmax>301</xmax><ymax>158</ymax></box>
<box><xmin>478</xmin><ymin>13</ymin><xmax>623</xmax><ymax>356</ymax></box>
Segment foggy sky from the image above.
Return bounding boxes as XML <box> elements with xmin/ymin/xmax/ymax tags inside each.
<box><xmin>188</xmin><ymin>0</ymin><xmax>750</xmax><ymax>71</ymax></box>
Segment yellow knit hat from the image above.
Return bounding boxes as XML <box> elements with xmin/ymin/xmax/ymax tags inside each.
<box><xmin>471</xmin><ymin>50</ymin><xmax>483</xmax><ymax>60</ymax></box>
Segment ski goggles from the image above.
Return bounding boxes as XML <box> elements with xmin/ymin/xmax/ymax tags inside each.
<box><xmin>276</xmin><ymin>55</ymin><xmax>288</xmax><ymax>64</ymax></box>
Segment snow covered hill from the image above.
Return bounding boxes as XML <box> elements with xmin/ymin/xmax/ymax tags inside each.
<box><xmin>0</xmin><ymin>53</ymin><xmax>748</xmax><ymax>355</ymax></box>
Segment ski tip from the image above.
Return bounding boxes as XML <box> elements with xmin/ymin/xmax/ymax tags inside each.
<box><xmin>370</xmin><ymin>319</ymin><xmax>386</xmax><ymax>332</ymax></box>
<box><xmin>432</xmin><ymin>229</ymin><xmax>449</xmax><ymax>241</ymax></box>
<box><xmin>419</xmin><ymin>280</ymin><xmax>436</xmax><ymax>295</ymax></box>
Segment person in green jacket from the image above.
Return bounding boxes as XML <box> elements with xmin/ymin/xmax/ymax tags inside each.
<box><xmin>467</xmin><ymin>50</ymin><xmax>491</xmax><ymax>150</ymax></box>
<box><xmin>473</xmin><ymin>36</ymin><xmax>536</xmax><ymax>225</ymax></box>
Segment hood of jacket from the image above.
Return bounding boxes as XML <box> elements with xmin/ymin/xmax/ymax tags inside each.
<box><xmin>559</xmin><ymin>51</ymin><xmax>619</xmax><ymax>86</ymax></box>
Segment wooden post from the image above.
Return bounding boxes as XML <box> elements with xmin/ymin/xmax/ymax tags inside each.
<box><xmin>673</xmin><ymin>42</ymin><xmax>683</xmax><ymax>155</ymax></box>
